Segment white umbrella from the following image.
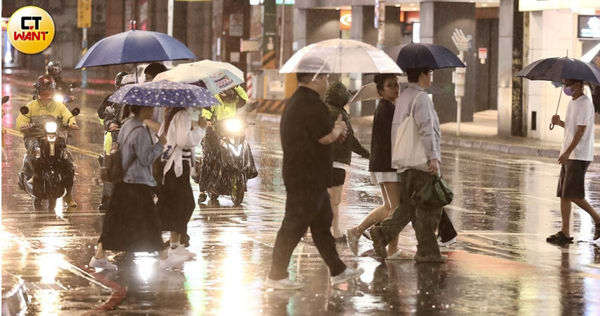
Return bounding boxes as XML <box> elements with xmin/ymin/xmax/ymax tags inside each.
<box><xmin>280</xmin><ymin>39</ymin><xmax>402</xmax><ymax>74</ymax></box>
<box><xmin>153</xmin><ymin>59</ymin><xmax>244</xmax><ymax>94</ymax></box>
<box><xmin>349</xmin><ymin>83</ymin><xmax>379</xmax><ymax>103</ymax></box>
<box><xmin>349</xmin><ymin>76</ymin><xmax>408</xmax><ymax>104</ymax></box>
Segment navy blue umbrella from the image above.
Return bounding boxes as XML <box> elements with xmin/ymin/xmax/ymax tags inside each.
<box><xmin>517</xmin><ymin>57</ymin><xmax>600</xmax><ymax>130</ymax></box>
<box><xmin>75</xmin><ymin>30</ymin><xmax>196</xmax><ymax>69</ymax></box>
<box><xmin>397</xmin><ymin>43</ymin><xmax>466</xmax><ymax>71</ymax></box>
<box><xmin>517</xmin><ymin>57</ymin><xmax>600</xmax><ymax>85</ymax></box>
<box><xmin>108</xmin><ymin>80</ymin><xmax>218</xmax><ymax>108</ymax></box>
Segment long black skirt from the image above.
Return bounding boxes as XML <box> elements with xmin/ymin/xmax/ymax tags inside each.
<box><xmin>98</xmin><ymin>182</ymin><xmax>166</xmax><ymax>252</ymax></box>
<box><xmin>158</xmin><ymin>162</ymin><xmax>195</xmax><ymax>234</ymax></box>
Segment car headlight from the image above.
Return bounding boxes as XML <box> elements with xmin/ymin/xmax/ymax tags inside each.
<box><xmin>45</xmin><ymin>121</ymin><xmax>58</xmax><ymax>133</ymax></box>
<box><xmin>224</xmin><ymin>119</ymin><xmax>243</xmax><ymax>133</ymax></box>
<box><xmin>53</xmin><ymin>94</ymin><xmax>64</xmax><ymax>103</ymax></box>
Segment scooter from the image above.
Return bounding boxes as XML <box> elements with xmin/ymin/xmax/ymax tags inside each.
<box><xmin>17</xmin><ymin>106</ymin><xmax>80</xmax><ymax>211</ymax></box>
<box><xmin>197</xmin><ymin>114</ymin><xmax>257</xmax><ymax>206</ymax></box>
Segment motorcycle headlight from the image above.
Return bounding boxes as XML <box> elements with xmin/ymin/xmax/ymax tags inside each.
<box><xmin>53</xmin><ymin>94</ymin><xmax>64</xmax><ymax>103</ymax></box>
<box><xmin>45</xmin><ymin>121</ymin><xmax>58</xmax><ymax>133</ymax></box>
<box><xmin>224</xmin><ymin>119</ymin><xmax>243</xmax><ymax>133</ymax></box>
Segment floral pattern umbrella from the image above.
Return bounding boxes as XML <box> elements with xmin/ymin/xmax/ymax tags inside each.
<box><xmin>108</xmin><ymin>80</ymin><xmax>218</xmax><ymax>108</ymax></box>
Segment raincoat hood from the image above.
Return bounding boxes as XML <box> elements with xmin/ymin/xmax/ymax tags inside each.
<box><xmin>325</xmin><ymin>81</ymin><xmax>351</xmax><ymax>108</ymax></box>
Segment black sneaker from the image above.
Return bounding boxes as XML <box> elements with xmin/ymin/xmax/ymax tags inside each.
<box><xmin>546</xmin><ymin>231</ymin><xmax>573</xmax><ymax>245</ymax></box>
<box><xmin>369</xmin><ymin>226</ymin><xmax>388</xmax><ymax>259</ymax></box>
<box><xmin>594</xmin><ymin>224</ymin><xmax>600</xmax><ymax>242</ymax></box>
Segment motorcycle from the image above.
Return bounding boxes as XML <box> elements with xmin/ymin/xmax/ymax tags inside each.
<box><xmin>197</xmin><ymin>114</ymin><xmax>257</xmax><ymax>206</ymax></box>
<box><xmin>17</xmin><ymin>106</ymin><xmax>80</xmax><ymax>211</ymax></box>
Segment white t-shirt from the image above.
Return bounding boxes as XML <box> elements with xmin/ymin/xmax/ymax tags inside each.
<box><xmin>560</xmin><ymin>94</ymin><xmax>595</xmax><ymax>161</ymax></box>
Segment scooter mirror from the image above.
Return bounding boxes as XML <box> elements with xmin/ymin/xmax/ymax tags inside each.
<box><xmin>2</xmin><ymin>96</ymin><xmax>9</xmax><ymax>104</ymax></box>
<box><xmin>71</xmin><ymin>107</ymin><xmax>81</xmax><ymax>116</ymax></box>
<box><xmin>20</xmin><ymin>106</ymin><xmax>29</xmax><ymax>115</ymax></box>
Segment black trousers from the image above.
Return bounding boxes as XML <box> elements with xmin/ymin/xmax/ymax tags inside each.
<box><xmin>268</xmin><ymin>188</ymin><xmax>346</xmax><ymax>280</ymax></box>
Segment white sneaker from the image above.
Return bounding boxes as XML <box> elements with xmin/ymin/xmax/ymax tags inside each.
<box><xmin>158</xmin><ymin>253</ymin><xmax>188</xmax><ymax>270</ymax></box>
<box><xmin>438</xmin><ymin>236</ymin><xmax>457</xmax><ymax>247</ymax></box>
<box><xmin>346</xmin><ymin>229</ymin><xmax>360</xmax><ymax>256</ymax></box>
<box><xmin>89</xmin><ymin>256</ymin><xmax>117</xmax><ymax>270</ymax></box>
<box><xmin>168</xmin><ymin>245</ymin><xmax>196</xmax><ymax>260</ymax></box>
<box><xmin>331</xmin><ymin>267</ymin><xmax>364</xmax><ymax>285</ymax></box>
<box><xmin>386</xmin><ymin>250</ymin><xmax>414</xmax><ymax>261</ymax></box>
<box><xmin>264</xmin><ymin>277</ymin><xmax>304</xmax><ymax>290</ymax></box>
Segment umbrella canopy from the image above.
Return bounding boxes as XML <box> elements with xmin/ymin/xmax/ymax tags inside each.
<box><xmin>280</xmin><ymin>39</ymin><xmax>402</xmax><ymax>74</ymax></box>
<box><xmin>517</xmin><ymin>57</ymin><xmax>600</xmax><ymax>85</ymax></box>
<box><xmin>383</xmin><ymin>44</ymin><xmax>405</xmax><ymax>61</ymax></box>
<box><xmin>75</xmin><ymin>30</ymin><xmax>196</xmax><ymax>69</ymax></box>
<box><xmin>153</xmin><ymin>60</ymin><xmax>244</xmax><ymax>94</ymax></box>
<box><xmin>397</xmin><ymin>43</ymin><xmax>465</xmax><ymax>71</ymax></box>
<box><xmin>108</xmin><ymin>80</ymin><xmax>218</xmax><ymax>108</ymax></box>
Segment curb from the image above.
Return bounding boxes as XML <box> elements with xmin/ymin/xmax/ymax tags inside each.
<box><xmin>441</xmin><ymin>136</ymin><xmax>600</xmax><ymax>162</ymax></box>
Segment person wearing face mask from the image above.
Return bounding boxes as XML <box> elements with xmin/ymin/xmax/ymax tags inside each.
<box><xmin>17</xmin><ymin>75</ymin><xmax>80</xmax><ymax>208</ymax></box>
<box><xmin>547</xmin><ymin>79</ymin><xmax>600</xmax><ymax>245</ymax></box>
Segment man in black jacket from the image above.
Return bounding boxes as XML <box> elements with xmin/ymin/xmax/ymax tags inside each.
<box><xmin>325</xmin><ymin>81</ymin><xmax>370</xmax><ymax>242</ymax></box>
<box><xmin>265</xmin><ymin>59</ymin><xmax>364</xmax><ymax>290</ymax></box>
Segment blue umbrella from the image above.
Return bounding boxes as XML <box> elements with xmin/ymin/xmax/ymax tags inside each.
<box><xmin>397</xmin><ymin>43</ymin><xmax>466</xmax><ymax>71</ymax></box>
<box><xmin>108</xmin><ymin>80</ymin><xmax>218</xmax><ymax>108</ymax></box>
<box><xmin>517</xmin><ymin>57</ymin><xmax>600</xmax><ymax>85</ymax></box>
<box><xmin>75</xmin><ymin>30</ymin><xmax>196</xmax><ymax>69</ymax></box>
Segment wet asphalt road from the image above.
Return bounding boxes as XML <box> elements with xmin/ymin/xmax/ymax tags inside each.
<box><xmin>3</xmin><ymin>73</ymin><xmax>600</xmax><ymax>315</ymax></box>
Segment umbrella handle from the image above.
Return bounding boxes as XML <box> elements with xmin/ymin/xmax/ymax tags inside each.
<box><xmin>549</xmin><ymin>86</ymin><xmax>563</xmax><ymax>131</ymax></box>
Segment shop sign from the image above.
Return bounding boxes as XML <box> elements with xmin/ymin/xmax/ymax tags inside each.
<box><xmin>340</xmin><ymin>10</ymin><xmax>351</xmax><ymax>30</ymax></box>
<box><xmin>519</xmin><ymin>0</ymin><xmax>599</xmax><ymax>12</ymax></box>
<box><xmin>578</xmin><ymin>15</ymin><xmax>600</xmax><ymax>39</ymax></box>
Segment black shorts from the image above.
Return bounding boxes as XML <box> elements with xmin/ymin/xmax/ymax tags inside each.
<box><xmin>331</xmin><ymin>168</ymin><xmax>346</xmax><ymax>187</ymax></box>
<box><xmin>557</xmin><ymin>160</ymin><xmax>591</xmax><ymax>199</ymax></box>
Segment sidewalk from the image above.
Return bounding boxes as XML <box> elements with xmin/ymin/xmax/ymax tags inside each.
<box><xmin>353</xmin><ymin>110</ymin><xmax>600</xmax><ymax>162</ymax></box>
<box><xmin>439</xmin><ymin>110</ymin><xmax>600</xmax><ymax>162</ymax></box>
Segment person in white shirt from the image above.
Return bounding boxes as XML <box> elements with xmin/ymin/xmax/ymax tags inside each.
<box><xmin>157</xmin><ymin>107</ymin><xmax>207</xmax><ymax>258</ymax></box>
<box><xmin>547</xmin><ymin>79</ymin><xmax>600</xmax><ymax>245</ymax></box>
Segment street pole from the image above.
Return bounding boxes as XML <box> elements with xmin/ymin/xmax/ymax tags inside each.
<box><xmin>279</xmin><ymin>1</ymin><xmax>285</xmax><ymax>68</ymax></box>
<box><xmin>166</xmin><ymin>0</ymin><xmax>175</xmax><ymax>69</ymax></box>
<box><xmin>376</xmin><ymin>0</ymin><xmax>385</xmax><ymax>49</ymax></box>
<box><xmin>168</xmin><ymin>0</ymin><xmax>174</xmax><ymax>36</ymax></box>
<box><xmin>81</xmin><ymin>27</ymin><xmax>88</xmax><ymax>88</ymax></box>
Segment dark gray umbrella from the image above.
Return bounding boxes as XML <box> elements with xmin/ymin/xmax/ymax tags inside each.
<box><xmin>517</xmin><ymin>57</ymin><xmax>600</xmax><ymax>85</ymax></box>
<box><xmin>517</xmin><ymin>57</ymin><xmax>600</xmax><ymax>130</ymax></box>
<box><xmin>396</xmin><ymin>43</ymin><xmax>465</xmax><ymax>71</ymax></box>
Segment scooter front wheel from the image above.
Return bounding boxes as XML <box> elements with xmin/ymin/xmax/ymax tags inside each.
<box><xmin>231</xmin><ymin>176</ymin><xmax>245</xmax><ymax>206</ymax></box>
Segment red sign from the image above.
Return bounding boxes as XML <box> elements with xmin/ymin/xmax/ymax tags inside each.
<box><xmin>478</xmin><ymin>48</ymin><xmax>488</xmax><ymax>59</ymax></box>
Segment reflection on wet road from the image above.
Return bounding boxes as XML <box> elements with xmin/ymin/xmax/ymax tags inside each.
<box><xmin>3</xmin><ymin>75</ymin><xmax>600</xmax><ymax>315</ymax></box>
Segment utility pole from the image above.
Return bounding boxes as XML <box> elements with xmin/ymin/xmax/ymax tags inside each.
<box><xmin>279</xmin><ymin>0</ymin><xmax>286</xmax><ymax>67</ymax></box>
<box><xmin>375</xmin><ymin>0</ymin><xmax>385</xmax><ymax>49</ymax></box>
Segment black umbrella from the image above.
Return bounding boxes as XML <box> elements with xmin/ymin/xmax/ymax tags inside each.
<box><xmin>517</xmin><ymin>57</ymin><xmax>600</xmax><ymax>85</ymax></box>
<box><xmin>397</xmin><ymin>43</ymin><xmax>466</xmax><ymax>71</ymax></box>
<box><xmin>517</xmin><ymin>57</ymin><xmax>600</xmax><ymax>130</ymax></box>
